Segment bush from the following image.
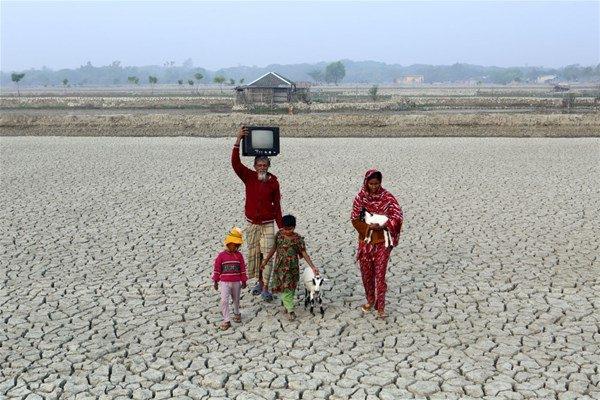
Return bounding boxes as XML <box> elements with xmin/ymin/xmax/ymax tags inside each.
<box><xmin>369</xmin><ymin>85</ymin><xmax>379</xmax><ymax>101</ymax></box>
<box><xmin>561</xmin><ymin>93</ymin><xmax>577</xmax><ymax>109</ymax></box>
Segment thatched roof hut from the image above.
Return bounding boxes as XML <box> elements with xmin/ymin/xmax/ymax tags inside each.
<box><xmin>235</xmin><ymin>72</ymin><xmax>309</xmax><ymax>104</ymax></box>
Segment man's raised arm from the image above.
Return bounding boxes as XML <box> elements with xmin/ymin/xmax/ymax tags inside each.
<box><xmin>232</xmin><ymin>126</ymin><xmax>252</xmax><ymax>181</ymax></box>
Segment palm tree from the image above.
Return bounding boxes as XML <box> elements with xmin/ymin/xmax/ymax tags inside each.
<box><xmin>11</xmin><ymin>73</ymin><xmax>25</xmax><ymax>97</ymax></box>
<box><xmin>148</xmin><ymin>76</ymin><xmax>158</xmax><ymax>95</ymax></box>
<box><xmin>213</xmin><ymin>75</ymin><xmax>226</xmax><ymax>94</ymax></box>
<box><xmin>194</xmin><ymin>72</ymin><xmax>203</xmax><ymax>95</ymax></box>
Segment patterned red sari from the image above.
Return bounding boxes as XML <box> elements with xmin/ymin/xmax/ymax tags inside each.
<box><xmin>351</xmin><ymin>169</ymin><xmax>403</xmax><ymax>312</ymax></box>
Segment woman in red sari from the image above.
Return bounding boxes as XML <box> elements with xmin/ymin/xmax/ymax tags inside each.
<box><xmin>351</xmin><ymin>169</ymin><xmax>403</xmax><ymax>319</ymax></box>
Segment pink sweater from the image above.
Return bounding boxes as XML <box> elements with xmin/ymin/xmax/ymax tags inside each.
<box><xmin>212</xmin><ymin>250</ymin><xmax>248</xmax><ymax>283</ymax></box>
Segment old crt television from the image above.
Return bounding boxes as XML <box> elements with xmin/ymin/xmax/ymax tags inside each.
<box><xmin>242</xmin><ymin>126</ymin><xmax>280</xmax><ymax>156</ymax></box>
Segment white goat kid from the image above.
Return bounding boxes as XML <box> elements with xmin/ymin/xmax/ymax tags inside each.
<box><xmin>363</xmin><ymin>209</ymin><xmax>393</xmax><ymax>249</ymax></box>
<box><xmin>303</xmin><ymin>267</ymin><xmax>324</xmax><ymax>316</ymax></box>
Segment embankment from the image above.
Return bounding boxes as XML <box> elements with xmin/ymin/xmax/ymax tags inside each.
<box><xmin>1</xmin><ymin>112</ymin><xmax>599</xmax><ymax>137</ymax></box>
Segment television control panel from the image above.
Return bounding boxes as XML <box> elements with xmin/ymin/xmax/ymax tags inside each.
<box><xmin>251</xmin><ymin>149</ymin><xmax>278</xmax><ymax>156</ymax></box>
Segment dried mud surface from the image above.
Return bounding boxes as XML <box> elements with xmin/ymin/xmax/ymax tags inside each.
<box><xmin>1</xmin><ymin>137</ymin><xmax>599</xmax><ymax>399</ymax></box>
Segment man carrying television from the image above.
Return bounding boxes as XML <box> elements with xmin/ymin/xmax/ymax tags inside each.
<box><xmin>232</xmin><ymin>126</ymin><xmax>283</xmax><ymax>301</ymax></box>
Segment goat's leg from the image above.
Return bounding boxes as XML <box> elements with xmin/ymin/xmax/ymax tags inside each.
<box><xmin>319</xmin><ymin>297</ymin><xmax>324</xmax><ymax>316</ymax></box>
<box><xmin>364</xmin><ymin>229</ymin><xmax>372</xmax><ymax>244</ymax></box>
<box><xmin>304</xmin><ymin>289</ymin><xmax>309</xmax><ymax>308</ymax></box>
<box><xmin>310</xmin><ymin>301</ymin><xmax>315</xmax><ymax>316</ymax></box>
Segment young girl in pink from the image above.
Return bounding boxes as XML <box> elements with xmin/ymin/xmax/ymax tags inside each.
<box><xmin>213</xmin><ymin>227</ymin><xmax>248</xmax><ymax>330</ymax></box>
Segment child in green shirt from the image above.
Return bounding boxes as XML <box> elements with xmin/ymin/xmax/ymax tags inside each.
<box><xmin>259</xmin><ymin>214</ymin><xmax>319</xmax><ymax>321</ymax></box>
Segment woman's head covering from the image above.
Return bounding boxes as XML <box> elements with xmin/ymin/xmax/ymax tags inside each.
<box><xmin>365</xmin><ymin>169</ymin><xmax>382</xmax><ymax>184</ymax></box>
<box><xmin>224</xmin><ymin>227</ymin><xmax>243</xmax><ymax>245</ymax></box>
<box><xmin>363</xmin><ymin>168</ymin><xmax>383</xmax><ymax>195</ymax></box>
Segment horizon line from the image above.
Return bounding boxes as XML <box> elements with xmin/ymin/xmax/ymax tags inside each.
<box><xmin>2</xmin><ymin>59</ymin><xmax>598</xmax><ymax>73</ymax></box>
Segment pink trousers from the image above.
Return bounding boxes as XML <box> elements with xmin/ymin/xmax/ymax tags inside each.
<box><xmin>220</xmin><ymin>281</ymin><xmax>241</xmax><ymax>322</ymax></box>
<box><xmin>358</xmin><ymin>243</ymin><xmax>391</xmax><ymax>312</ymax></box>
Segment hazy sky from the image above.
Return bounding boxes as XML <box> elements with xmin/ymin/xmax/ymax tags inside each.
<box><xmin>1</xmin><ymin>1</ymin><xmax>598</xmax><ymax>71</ymax></box>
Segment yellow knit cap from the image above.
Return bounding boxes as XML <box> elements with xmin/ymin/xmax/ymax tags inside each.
<box><xmin>224</xmin><ymin>227</ymin><xmax>243</xmax><ymax>245</ymax></box>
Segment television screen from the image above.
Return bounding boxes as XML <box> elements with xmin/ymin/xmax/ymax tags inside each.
<box><xmin>251</xmin><ymin>130</ymin><xmax>274</xmax><ymax>149</ymax></box>
<box><xmin>242</xmin><ymin>126</ymin><xmax>280</xmax><ymax>156</ymax></box>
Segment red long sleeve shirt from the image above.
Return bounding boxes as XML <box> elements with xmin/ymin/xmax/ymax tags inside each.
<box><xmin>231</xmin><ymin>146</ymin><xmax>283</xmax><ymax>228</ymax></box>
<box><xmin>213</xmin><ymin>250</ymin><xmax>248</xmax><ymax>283</ymax></box>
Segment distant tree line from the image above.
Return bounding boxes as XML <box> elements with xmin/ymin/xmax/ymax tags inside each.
<box><xmin>0</xmin><ymin>60</ymin><xmax>244</xmax><ymax>88</ymax></box>
<box><xmin>339</xmin><ymin>62</ymin><xmax>600</xmax><ymax>85</ymax></box>
<box><xmin>2</xmin><ymin>60</ymin><xmax>599</xmax><ymax>87</ymax></box>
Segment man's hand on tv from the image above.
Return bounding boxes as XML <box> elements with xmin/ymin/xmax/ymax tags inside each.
<box><xmin>235</xmin><ymin>126</ymin><xmax>249</xmax><ymax>145</ymax></box>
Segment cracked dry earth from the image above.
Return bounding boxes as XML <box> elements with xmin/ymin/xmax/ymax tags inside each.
<box><xmin>1</xmin><ymin>137</ymin><xmax>599</xmax><ymax>400</ymax></box>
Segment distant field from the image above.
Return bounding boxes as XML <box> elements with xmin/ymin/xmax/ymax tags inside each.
<box><xmin>1</xmin><ymin>83</ymin><xmax>598</xmax><ymax>111</ymax></box>
<box><xmin>1</xmin><ymin>84</ymin><xmax>599</xmax><ymax>137</ymax></box>
<box><xmin>2</xmin><ymin>83</ymin><xmax>599</xmax><ymax>97</ymax></box>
